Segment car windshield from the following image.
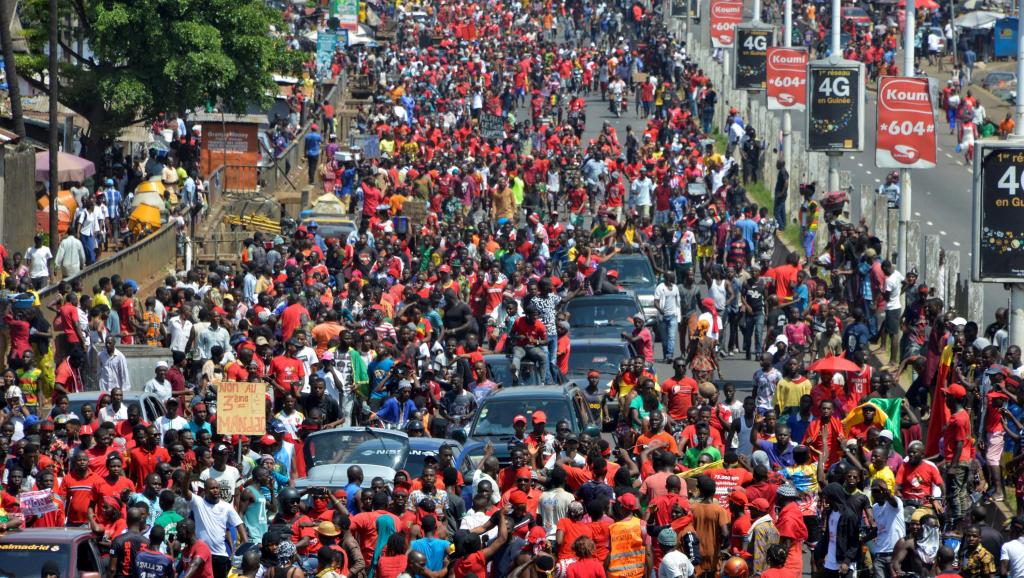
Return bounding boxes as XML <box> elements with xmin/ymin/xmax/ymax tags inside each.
<box><xmin>304</xmin><ymin>430</ymin><xmax>408</xmax><ymax>470</ymax></box>
<box><xmin>568</xmin><ymin>346</ymin><xmax>630</xmax><ymax>374</ymax></box>
<box><xmin>566</xmin><ymin>300</ymin><xmax>638</xmax><ymax>328</ymax></box>
<box><xmin>604</xmin><ymin>258</ymin><xmax>654</xmax><ymax>287</ymax></box>
<box><xmin>404</xmin><ymin>447</ymin><xmax>440</xmax><ymax>478</ymax></box>
<box><xmin>470</xmin><ymin>398</ymin><xmax>572</xmax><ymax>436</ymax></box>
<box><xmin>486</xmin><ymin>357</ymin><xmax>542</xmax><ymax>386</ymax></box>
<box><xmin>0</xmin><ymin>544</ymin><xmax>70</xmax><ymax>578</ymax></box>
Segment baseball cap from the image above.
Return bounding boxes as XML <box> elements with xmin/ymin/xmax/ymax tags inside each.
<box><xmin>607</xmin><ymin>269</ymin><xmax>619</xmax><ymax>278</ymax></box>
<box><xmin>260</xmin><ymin>434</ymin><xmax>277</xmax><ymax>446</ymax></box>
<box><xmin>532</xmin><ymin>411</ymin><xmax>547</xmax><ymax>424</ymax></box>
<box><xmin>727</xmin><ymin>490</ymin><xmax>748</xmax><ymax>506</ymax></box>
<box><xmin>79</xmin><ymin>424</ymin><xmax>94</xmax><ymax>435</ymax></box>
<box><xmin>950</xmin><ymin>317</ymin><xmax>968</xmax><ymax>328</ymax></box>
<box><xmin>877</xmin><ymin>430</ymin><xmax>894</xmax><ymax>441</ymax></box>
<box><xmin>587</xmin><ymin>370</ymin><xmax>601</xmax><ymax>378</ymax></box>
<box><xmin>942</xmin><ymin>383</ymin><xmax>967</xmax><ymax>399</ymax></box>
<box><xmin>513</xmin><ymin>415</ymin><xmax>527</xmax><ymax>425</ymax></box>
<box><xmin>617</xmin><ymin>493</ymin><xmax>639</xmax><ymax>511</ymax></box>
<box><xmin>750</xmin><ymin>498</ymin><xmax>771</xmax><ymax>513</ymax></box>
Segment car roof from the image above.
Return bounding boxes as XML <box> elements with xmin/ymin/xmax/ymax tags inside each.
<box><xmin>0</xmin><ymin>527</ymin><xmax>93</xmax><ymax>542</ymax></box>
<box><xmin>482</xmin><ymin>385</ymin><xmax>574</xmax><ymax>399</ymax></box>
<box><xmin>306</xmin><ymin>426</ymin><xmax>409</xmax><ymax>441</ymax></box>
<box><xmin>67</xmin><ymin>392</ymin><xmax>146</xmax><ymax>401</ymax></box>
<box><xmin>605</xmin><ymin>253</ymin><xmax>648</xmax><ymax>261</ymax></box>
<box><xmin>567</xmin><ymin>292</ymin><xmax>637</xmax><ymax>302</ymax></box>
<box><xmin>569</xmin><ymin>337</ymin><xmax>632</xmax><ymax>346</ymax></box>
<box><xmin>408</xmin><ymin>438</ymin><xmax>462</xmax><ymax>452</ymax></box>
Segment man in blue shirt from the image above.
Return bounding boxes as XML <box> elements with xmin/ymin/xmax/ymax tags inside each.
<box><xmin>304</xmin><ymin>123</ymin><xmax>323</xmax><ymax>185</ymax></box>
<box><xmin>375</xmin><ymin>380</ymin><xmax>418</xmax><ymax>428</ymax></box>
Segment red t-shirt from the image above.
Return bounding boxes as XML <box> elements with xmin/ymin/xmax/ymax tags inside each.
<box><xmin>279</xmin><ymin>303</ymin><xmax>310</xmax><ymax>342</ymax></box>
<box><xmin>454</xmin><ymin>551</ymin><xmax>488</xmax><ymax>578</ymax></box>
<box><xmin>269</xmin><ymin>356</ymin><xmax>306</xmax><ymax>391</ymax></box>
<box><xmin>58</xmin><ymin>303</ymin><xmax>81</xmax><ymax>342</ymax></box>
<box><xmin>556</xmin><ymin>517</ymin><xmax>594</xmax><ymax>559</ymax></box>
<box><xmin>63</xmin><ymin>471</ymin><xmax>101</xmax><ymax>524</ymax></box>
<box><xmin>943</xmin><ymin>409</ymin><xmax>974</xmax><ymax>462</ymax></box>
<box><xmin>93</xmin><ymin>476</ymin><xmax>136</xmax><ymax>512</ymax></box>
<box><xmin>511</xmin><ymin>317</ymin><xmax>547</xmax><ymax>347</ymax></box>
<box><xmin>895</xmin><ymin>460</ymin><xmax>943</xmax><ymax>501</ymax></box>
<box><xmin>632</xmin><ymin>327</ymin><xmax>653</xmax><ymax>362</ymax></box>
<box><xmin>85</xmin><ymin>445</ymin><xmax>120</xmax><ymax>477</ymax></box>
<box><xmin>663</xmin><ymin>376</ymin><xmax>698</xmax><ymax>420</ymax></box>
<box><xmin>128</xmin><ymin>446</ymin><xmax>170</xmax><ymax>490</ymax></box>
<box><xmin>182</xmin><ymin>540</ymin><xmax>215</xmax><ymax>578</ymax></box>
<box><xmin>566</xmin><ymin>558</ymin><xmax>607</xmax><ymax>578</ymax></box>
<box><xmin>707</xmin><ymin>468</ymin><xmax>755</xmax><ymax>509</ymax></box>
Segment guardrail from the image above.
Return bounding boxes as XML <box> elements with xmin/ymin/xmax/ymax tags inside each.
<box><xmin>38</xmin><ymin>222</ymin><xmax>178</xmax><ymax>306</ymax></box>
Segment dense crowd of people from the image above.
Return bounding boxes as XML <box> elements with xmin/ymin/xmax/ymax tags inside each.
<box><xmin>1</xmin><ymin>1</ymin><xmax>1023</xmax><ymax>578</ymax></box>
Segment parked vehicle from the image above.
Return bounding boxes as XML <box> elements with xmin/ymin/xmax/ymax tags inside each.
<box><xmin>0</xmin><ymin>528</ymin><xmax>106</xmax><ymax>577</ymax></box>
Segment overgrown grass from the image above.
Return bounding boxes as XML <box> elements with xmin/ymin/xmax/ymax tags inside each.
<box><xmin>711</xmin><ymin>131</ymin><xmax>801</xmax><ymax>251</ymax></box>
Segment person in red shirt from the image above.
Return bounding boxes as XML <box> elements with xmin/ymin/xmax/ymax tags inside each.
<box><xmin>28</xmin><ymin>470</ymin><xmax>65</xmax><ymax>528</ymax></box>
<box><xmin>53</xmin><ymin>350</ymin><xmax>85</xmax><ymax>402</ymax></box>
<box><xmin>775</xmin><ymin>484</ymin><xmax>808</xmax><ymax>577</ymax></box>
<box><xmin>349</xmin><ymin>492</ymin><xmax>403</xmax><ymax>566</ymax></box>
<box><xmin>279</xmin><ymin>294</ymin><xmax>310</xmax><ymax>342</ymax></box>
<box><xmin>454</xmin><ymin>508</ymin><xmax>507</xmax><ymax>578</ymax></box>
<box><xmin>58</xmin><ymin>292</ymin><xmax>85</xmax><ymax>348</ymax></box>
<box><xmin>510</xmin><ymin>307</ymin><xmax>548</xmax><ymax>384</ymax></box>
<box><xmin>128</xmin><ymin>425</ymin><xmax>170</xmax><ymax>489</ymax></box>
<box><xmin>85</xmin><ymin>427</ymin><xmax>122</xmax><ymax>477</ymax></box>
<box><xmin>269</xmin><ymin>340</ymin><xmax>306</xmax><ymax>400</ymax></box>
<box><xmin>622</xmin><ymin>316</ymin><xmax>654</xmax><ymax>363</ymax></box>
<box><xmin>63</xmin><ymin>450</ymin><xmax>100</xmax><ymax>525</ymax></box>
<box><xmin>942</xmin><ymin>384</ymin><xmax>974</xmax><ymax>523</ymax></box>
<box><xmin>93</xmin><ymin>454</ymin><xmax>136</xmax><ymax>516</ymax></box>
<box><xmin>565</xmin><ymin>536</ymin><xmax>604</xmax><ymax>578</ymax></box>
<box><xmin>662</xmin><ymin>361</ymin><xmax>698</xmax><ymax>421</ymax></box>
<box><xmin>178</xmin><ymin>519</ymin><xmax>215</xmax><ymax>578</ymax></box>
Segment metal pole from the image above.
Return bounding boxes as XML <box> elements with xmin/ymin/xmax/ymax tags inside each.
<box><xmin>827</xmin><ymin>0</ymin><xmax>841</xmax><ymax>193</ymax></box>
<box><xmin>47</xmin><ymin>0</ymin><xmax>58</xmax><ymax>256</ymax></box>
<box><xmin>1013</xmin><ymin>0</ymin><xmax>1024</xmax><ymax>347</ymax></box>
<box><xmin>898</xmin><ymin>0</ymin><xmax>915</xmax><ymax>273</ymax></box>
<box><xmin>753</xmin><ymin>0</ymin><xmax>761</xmax><ymax>23</ymax></box>
<box><xmin>783</xmin><ymin>0</ymin><xmax>792</xmax><ymax>211</ymax></box>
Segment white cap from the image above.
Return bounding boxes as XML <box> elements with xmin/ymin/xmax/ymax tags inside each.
<box><xmin>950</xmin><ymin>317</ymin><xmax>968</xmax><ymax>327</ymax></box>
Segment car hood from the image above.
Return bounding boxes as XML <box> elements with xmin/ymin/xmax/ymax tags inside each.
<box><xmin>296</xmin><ymin>464</ymin><xmax>396</xmax><ymax>489</ymax></box>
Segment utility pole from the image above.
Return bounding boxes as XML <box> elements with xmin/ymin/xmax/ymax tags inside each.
<box><xmin>1012</xmin><ymin>0</ymin><xmax>1024</xmax><ymax>349</ymax></box>
<box><xmin>782</xmin><ymin>0</ymin><xmax>792</xmax><ymax>214</ymax></box>
<box><xmin>48</xmin><ymin>0</ymin><xmax>58</xmax><ymax>255</ymax></box>
<box><xmin>897</xmin><ymin>0</ymin><xmax>915</xmax><ymax>274</ymax></box>
<box><xmin>827</xmin><ymin>0</ymin><xmax>841</xmax><ymax>193</ymax></box>
<box><xmin>0</xmin><ymin>0</ymin><xmax>25</xmax><ymax>140</ymax></box>
<box><xmin>753</xmin><ymin>0</ymin><xmax>761</xmax><ymax>22</ymax></box>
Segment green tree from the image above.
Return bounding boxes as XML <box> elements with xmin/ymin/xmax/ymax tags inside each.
<box><xmin>17</xmin><ymin>0</ymin><xmax>302</xmax><ymax>163</ymax></box>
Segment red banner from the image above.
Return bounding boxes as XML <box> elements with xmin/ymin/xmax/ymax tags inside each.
<box><xmin>876</xmin><ymin>76</ymin><xmax>936</xmax><ymax>169</ymax></box>
<box><xmin>766</xmin><ymin>48</ymin><xmax>807</xmax><ymax>111</ymax></box>
<box><xmin>709</xmin><ymin>0</ymin><xmax>743</xmax><ymax>48</ymax></box>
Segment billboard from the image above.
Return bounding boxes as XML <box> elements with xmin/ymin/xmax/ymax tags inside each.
<box><xmin>876</xmin><ymin>76</ymin><xmax>937</xmax><ymax>169</ymax></box>
<box><xmin>709</xmin><ymin>0</ymin><xmax>743</xmax><ymax>48</ymax></box>
<box><xmin>734</xmin><ymin>26</ymin><xmax>773</xmax><ymax>91</ymax></box>
<box><xmin>806</xmin><ymin>59</ymin><xmax>865</xmax><ymax>152</ymax></box>
<box><xmin>766</xmin><ymin>47</ymin><xmax>807</xmax><ymax>110</ymax></box>
<box><xmin>972</xmin><ymin>143</ymin><xmax>1024</xmax><ymax>282</ymax></box>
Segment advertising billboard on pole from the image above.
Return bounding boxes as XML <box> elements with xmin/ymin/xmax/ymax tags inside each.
<box><xmin>806</xmin><ymin>59</ymin><xmax>865</xmax><ymax>152</ymax></box>
<box><xmin>876</xmin><ymin>76</ymin><xmax>937</xmax><ymax>169</ymax></box>
<box><xmin>709</xmin><ymin>0</ymin><xmax>743</xmax><ymax>48</ymax></box>
<box><xmin>766</xmin><ymin>47</ymin><xmax>807</xmax><ymax>111</ymax></box>
<box><xmin>972</xmin><ymin>142</ymin><xmax>1024</xmax><ymax>282</ymax></box>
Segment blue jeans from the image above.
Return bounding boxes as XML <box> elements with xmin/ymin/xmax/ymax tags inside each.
<box><xmin>661</xmin><ymin>314</ymin><xmax>678</xmax><ymax>359</ymax></box>
<box><xmin>81</xmin><ymin>234</ymin><xmax>96</xmax><ymax>265</ymax></box>
<box><xmin>546</xmin><ymin>335</ymin><xmax>559</xmax><ymax>383</ymax></box>
<box><xmin>863</xmin><ymin>300</ymin><xmax>879</xmax><ymax>337</ymax></box>
<box><xmin>802</xmin><ymin>230</ymin><xmax>815</xmax><ymax>259</ymax></box>
<box><xmin>774</xmin><ymin>199</ymin><xmax>786</xmax><ymax>230</ymax></box>
<box><xmin>744</xmin><ymin>312</ymin><xmax>765</xmax><ymax>356</ymax></box>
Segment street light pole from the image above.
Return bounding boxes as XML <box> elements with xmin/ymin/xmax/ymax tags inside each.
<box><xmin>47</xmin><ymin>0</ymin><xmax>58</xmax><ymax>256</ymax></box>
<box><xmin>1011</xmin><ymin>0</ymin><xmax>1024</xmax><ymax>349</ymax></box>
<box><xmin>827</xmin><ymin>0</ymin><xmax>841</xmax><ymax>193</ymax></box>
<box><xmin>898</xmin><ymin>0</ymin><xmax>915</xmax><ymax>274</ymax></box>
<box><xmin>783</xmin><ymin>0</ymin><xmax>792</xmax><ymax>212</ymax></box>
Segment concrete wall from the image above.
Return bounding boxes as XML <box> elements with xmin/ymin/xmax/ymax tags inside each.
<box><xmin>0</xmin><ymin>145</ymin><xmax>38</xmax><ymax>253</ymax></box>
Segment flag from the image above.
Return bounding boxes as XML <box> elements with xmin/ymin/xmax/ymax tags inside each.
<box><xmin>841</xmin><ymin>398</ymin><xmax>905</xmax><ymax>453</ymax></box>
<box><xmin>924</xmin><ymin>343</ymin><xmax>956</xmax><ymax>457</ymax></box>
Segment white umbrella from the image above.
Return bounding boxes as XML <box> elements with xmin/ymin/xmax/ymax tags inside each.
<box><xmin>954</xmin><ymin>10</ymin><xmax>1004</xmax><ymax>29</ymax></box>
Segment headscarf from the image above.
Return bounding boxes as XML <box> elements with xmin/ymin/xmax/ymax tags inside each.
<box><xmin>701</xmin><ymin>297</ymin><xmax>720</xmax><ymax>333</ymax></box>
<box><xmin>368</xmin><ymin>514</ymin><xmax>397</xmax><ymax>578</ymax></box>
<box><xmin>695</xmin><ymin>319</ymin><xmax>710</xmax><ymax>339</ymax></box>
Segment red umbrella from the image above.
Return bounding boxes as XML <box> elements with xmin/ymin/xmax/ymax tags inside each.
<box><xmin>808</xmin><ymin>355</ymin><xmax>861</xmax><ymax>373</ymax></box>
<box><xmin>899</xmin><ymin>0</ymin><xmax>939</xmax><ymax>10</ymax></box>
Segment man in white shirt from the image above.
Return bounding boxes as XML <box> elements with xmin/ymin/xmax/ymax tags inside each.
<box><xmin>97</xmin><ymin>335</ymin><xmax>132</xmax><ymax>392</ymax></box>
<box><xmin>186</xmin><ymin>478</ymin><xmax>249</xmax><ymax>574</ymax></box>
<box><xmin>155</xmin><ymin>398</ymin><xmax>189</xmax><ymax>437</ymax></box>
<box><xmin>630</xmin><ymin>168</ymin><xmax>654</xmax><ymax>221</ymax></box>
<box><xmin>167</xmin><ymin>305</ymin><xmax>195</xmax><ymax>355</ymax></box>
<box><xmin>25</xmin><ymin>234</ymin><xmax>52</xmax><ymax>290</ymax></box>
<box><xmin>881</xmin><ymin>261</ymin><xmax>905</xmax><ymax>365</ymax></box>
<box><xmin>198</xmin><ymin>444</ymin><xmax>242</xmax><ymax>502</ymax></box>
<box><xmin>54</xmin><ymin>233</ymin><xmax>86</xmax><ymax>278</ymax></box>
<box><xmin>870</xmin><ymin>478</ymin><xmax>905</xmax><ymax>577</ymax></box>
<box><xmin>657</xmin><ymin>528</ymin><xmax>695</xmax><ymax>578</ymax></box>
<box><xmin>74</xmin><ymin>195</ymin><xmax>104</xmax><ymax>265</ymax></box>
<box><xmin>654</xmin><ymin>272</ymin><xmax>682</xmax><ymax>362</ymax></box>
<box><xmin>1001</xmin><ymin>517</ymin><xmax>1024</xmax><ymax>578</ymax></box>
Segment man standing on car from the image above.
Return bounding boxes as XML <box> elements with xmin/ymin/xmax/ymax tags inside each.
<box><xmin>655</xmin><ymin>272</ymin><xmax>682</xmax><ymax>363</ymax></box>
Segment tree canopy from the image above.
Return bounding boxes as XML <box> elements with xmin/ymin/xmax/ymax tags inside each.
<box><xmin>17</xmin><ymin>0</ymin><xmax>304</xmax><ymax>159</ymax></box>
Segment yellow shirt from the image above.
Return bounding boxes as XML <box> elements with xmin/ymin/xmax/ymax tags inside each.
<box><xmin>868</xmin><ymin>464</ymin><xmax>896</xmax><ymax>494</ymax></box>
<box><xmin>93</xmin><ymin>292</ymin><xmax>111</xmax><ymax>309</ymax></box>
<box><xmin>774</xmin><ymin>377</ymin><xmax>811</xmax><ymax>414</ymax></box>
